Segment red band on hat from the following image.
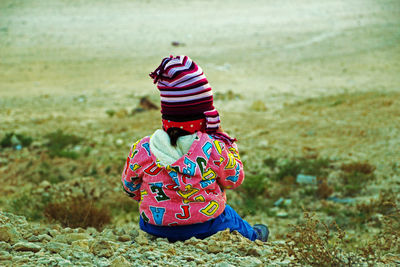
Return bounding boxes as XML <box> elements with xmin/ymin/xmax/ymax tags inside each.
<box><xmin>162</xmin><ymin>118</ymin><xmax>206</xmax><ymax>134</ymax></box>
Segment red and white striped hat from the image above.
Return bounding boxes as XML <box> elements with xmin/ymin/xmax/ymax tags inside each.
<box><xmin>150</xmin><ymin>55</ymin><xmax>221</xmax><ymax>134</ymax></box>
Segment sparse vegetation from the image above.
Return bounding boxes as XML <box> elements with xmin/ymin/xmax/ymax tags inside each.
<box><xmin>45</xmin><ymin>129</ymin><xmax>84</xmax><ymax>159</ymax></box>
<box><xmin>339</xmin><ymin>162</ymin><xmax>376</xmax><ymax>196</ymax></box>
<box><xmin>0</xmin><ymin>132</ymin><xmax>33</xmax><ymax>148</ymax></box>
<box><xmin>272</xmin><ymin>157</ymin><xmax>331</xmax><ymax>181</ymax></box>
<box><xmin>6</xmin><ymin>190</ymin><xmax>53</xmax><ymax>221</ymax></box>
<box><xmin>284</xmin><ymin>212</ymin><xmax>350</xmax><ymax>266</ymax></box>
<box><xmin>44</xmin><ymin>196</ymin><xmax>111</xmax><ymax>230</ymax></box>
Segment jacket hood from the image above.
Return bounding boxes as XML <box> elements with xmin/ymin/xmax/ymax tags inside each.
<box><xmin>149</xmin><ymin>129</ymin><xmax>197</xmax><ymax>166</ymax></box>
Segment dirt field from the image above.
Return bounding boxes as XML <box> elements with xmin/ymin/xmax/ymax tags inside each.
<box><xmin>1</xmin><ymin>0</ymin><xmax>399</xmax><ymax>265</ymax></box>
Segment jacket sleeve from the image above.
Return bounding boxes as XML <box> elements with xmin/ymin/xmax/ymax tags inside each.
<box><xmin>213</xmin><ymin>140</ymin><xmax>245</xmax><ymax>190</ymax></box>
<box><xmin>121</xmin><ymin>139</ymin><xmax>146</xmax><ymax>202</ymax></box>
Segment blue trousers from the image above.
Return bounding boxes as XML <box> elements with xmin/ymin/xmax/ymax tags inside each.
<box><xmin>139</xmin><ymin>205</ymin><xmax>257</xmax><ymax>242</ymax></box>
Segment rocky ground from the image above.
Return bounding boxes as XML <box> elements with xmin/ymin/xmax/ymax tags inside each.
<box><xmin>0</xmin><ymin>211</ymin><xmax>290</xmax><ymax>267</ymax></box>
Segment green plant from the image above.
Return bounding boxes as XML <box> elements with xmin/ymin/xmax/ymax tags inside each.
<box><xmin>354</xmin><ymin>190</ymin><xmax>397</xmax><ymax>225</ymax></box>
<box><xmin>273</xmin><ymin>157</ymin><xmax>330</xmax><ymax>181</ymax></box>
<box><xmin>339</xmin><ymin>161</ymin><xmax>376</xmax><ymax>196</ymax></box>
<box><xmin>6</xmin><ymin>191</ymin><xmax>53</xmax><ymax>221</ymax></box>
<box><xmin>240</xmin><ymin>173</ymin><xmax>268</xmax><ymax>196</ymax></box>
<box><xmin>45</xmin><ymin>130</ymin><xmax>84</xmax><ymax>159</ymax></box>
<box><xmin>36</xmin><ymin>160</ymin><xmax>67</xmax><ymax>184</ymax></box>
<box><xmin>44</xmin><ymin>196</ymin><xmax>111</xmax><ymax>230</ymax></box>
<box><xmin>263</xmin><ymin>157</ymin><xmax>278</xmax><ymax>169</ymax></box>
<box><xmin>1</xmin><ymin>132</ymin><xmax>33</xmax><ymax>148</ymax></box>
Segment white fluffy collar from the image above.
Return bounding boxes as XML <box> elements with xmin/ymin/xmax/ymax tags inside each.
<box><xmin>149</xmin><ymin>129</ymin><xmax>197</xmax><ymax>166</ymax></box>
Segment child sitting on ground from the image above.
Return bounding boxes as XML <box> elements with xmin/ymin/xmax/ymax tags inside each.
<box><xmin>121</xmin><ymin>55</ymin><xmax>269</xmax><ymax>242</ymax></box>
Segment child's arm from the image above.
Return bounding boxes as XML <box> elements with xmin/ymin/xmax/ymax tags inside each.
<box><xmin>121</xmin><ymin>140</ymin><xmax>144</xmax><ymax>202</ymax></box>
<box><xmin>215</xmin><ymin>141</ymin><xmax>245</xmax><ymax>190</ymax></box>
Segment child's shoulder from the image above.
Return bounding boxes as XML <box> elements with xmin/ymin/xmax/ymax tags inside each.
<box><xmin>128</xmin><ymin>136</ymin><xmax>151</xmax><ymax>156</ymax></box>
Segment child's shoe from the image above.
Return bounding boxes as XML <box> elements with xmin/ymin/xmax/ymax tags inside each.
<box><xmin>253</xmin><ymin>224</ymin><xmax>269</xmax><ymax>242</ymax></box>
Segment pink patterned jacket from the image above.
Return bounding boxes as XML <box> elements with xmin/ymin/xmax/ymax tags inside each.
<box><xmin>121</xmin><ymin>131</ymin><xmax>244</xmax><ymax>226</ymax></box>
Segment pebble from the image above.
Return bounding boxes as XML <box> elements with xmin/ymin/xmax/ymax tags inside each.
<box><xmin>0</xmin><ymin>251</ymin><xmax>12</xmax><ymax>260</ymax></box>
<box><xmin>0</xmin><ymin>223</ymin><xmax>21</xmax><ymax>244</ymax></box>
<box><xmin>90</xmin><ymin>240</ymin><xmax>118</xmax><ymax>258</ymax></box>
<box><xmin>46</xmin><ymin>241</ymin><xmax>69</xmax><ymax>253</ymax></box>
<box><xmin>0</xmin><ymin>210</ymin><xmax>373</xmax><ymax>266</ymax></box>
<box><xmin>276</xmin><ymin>211</ymin><xmax>289</xmax><ymax>218</ymax></box>
<box><xmin>28</xmin><ymin>234</ymin><xmax>52</xmax><ymax>242</ymax></box>
<box><xmin>71</xmin><ymin>239</ymin><xmax>90</xmax><ymax>252</ymax></box>
<box><xmin>134</xmin><ymin>230</ymin><xmax>149</xmax><ymax>245</ymax></box>
<box><xmin>57</xmin><ymin>233</ymin><xmax>91</xmax><ymax>244</ymax></box>
<box><xmin>13</xmin><ymin>241</ymin><xmax>41</xmax><ymax>252</ymax></box>
<box><xmin>215</xmin><ymin>262</ymin><xmax>235</xmax><ymax>267</ymax></box>
<box><xmin>48</xmin><ymin>229</ymin><xmax>60</xmax><ymax>237</ymax></box>
<box><xmin>0</xmin><ymin>241</ymin><xmax>12</xmax><ymax>251</ymax></box>
<box><xmin>110</xmin><ymin>255</ymin><xmax>131</xmax><ymax>267</ymax></box>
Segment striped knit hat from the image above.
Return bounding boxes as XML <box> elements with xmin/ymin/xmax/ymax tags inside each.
<box><xmin>149</xmin><ymin>55</ymin><xmax>220</xmax><ymax>134</ymax></box>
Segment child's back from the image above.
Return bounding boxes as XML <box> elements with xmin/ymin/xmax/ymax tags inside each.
<box><xmin>122</xmin><ymin>129</ymin><xmax>243</xmax><ymax>226</ymax></box>
<box><xmin>121</xmin><ymin>55</ymin><xmax>269</xmax><ymax>242</ymax></box>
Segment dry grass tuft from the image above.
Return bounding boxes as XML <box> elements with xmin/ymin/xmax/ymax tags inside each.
<box><xmin>284</xmin><ymin>212</ymin><xmax>350</xmax><ymax>266</ymax></box>
<box><xmin>360</xmin><ymin>196</ymin><xmax>400</xmax><ymax>262</ymax></box>
<box><xmin>316</xmin><ymin>178</ymin><xmax>333</xmax><ymax>199</ymax></box>
<box><xmin>44</xmin><ymin>196</ymin><xmax>111</xmax><ymax>230</ymax></box>
<box><xmin>340</xmin><ymin>162</ymin><xmax>376</xmax><ymax>175</ymax></box>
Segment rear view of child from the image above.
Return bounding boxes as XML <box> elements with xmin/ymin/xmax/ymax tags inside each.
<box><xmin>121</xmin><ymin>55</ymin><xmax>269</xmax><ymax>242</ymax></box>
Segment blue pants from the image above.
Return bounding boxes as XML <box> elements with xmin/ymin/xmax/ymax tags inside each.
<box><xmin>139</xmin><ymin>205</ymin><xmax>257</xmax><ymax>242</ymax></box>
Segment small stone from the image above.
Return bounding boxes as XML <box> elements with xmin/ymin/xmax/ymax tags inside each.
<box><xmin>207</xmin><ymin>240</ymin><xmax>223</xmax><ymax>253</ymax></box>
<box><xmin>13</xmin><ymin>241</ymin><xmax>41</xmax><ymax>252</ymax></box>
<box><xmin>72</xmin><ymin>251</ymin><xmax>92</xmax><ymax>261</ymax></box>
<box><xmin>184</xmin><ymin>236</ymin><xmax>200</xmax><ymax>245</ymax></box>
<box><xmin>28</xmin><ymin>234</ymin><xmax>52</xmax><ymax>242</ymax></box>
<box><xmin>100</xmin><ymin>229</ymin><xmax>117</xmax><ymax>241</ymax></box>
<box><xmin>134</xmin><ymin>230</ymin><xmax>148</xmax><ymax>245</ymax></box>
<box><xmin>95</xmin><ymin>257</ymin><xmax>111</xmax><ymax>267</ymax></box>
<box><xmin>129</xmin><ymin>229</ymin><xmax>139</xmax><ymax>239</ymax></box>
<box><xmin>215</xmin><ymin>262</ymin><xmax>235</xmax><ymax>267</ymax></box>
<box><xmin>63</xmin><ymin>227</ymin><xmax>73</xmax><ymax>233</ymax></box>
<box><xmin>71</xmin><ymin>239</ymin><xmax>90</xmax><ymax>252</ymax></box>
<box><xmin>61</xmin><ymin>233</ymin><xmax>91</xmax><ymax>244</ymax></box>
<box><xmin>254</xmin><ymin>240</ymin><xmax>264</xmax><ymax>246</ymax></box>
<box><xmin>0</xmin><ymin>251</ymin><xmax>12</xmax><ymax>260</ymax></box>
<box><xmin>0</xmin><ymin>224</ymin><xmax>21</xmax><ymax>244</ymax></box>
<box><xmin>171</xmin><ymin>41</ymin><xmax>185</xmax><ymax>47</ymax></box>
<box><xmin>0</xmin><ymin>241</ymin><xmax>12</xmax><ymax>251</ymax></box>
<box><xmin>241</xmin><ymin>257</ymin><xmax>263</xmax><ymax>267</ymax></box>
<box><xmin>86</xmin><ymin>227</ymin><xmax>98</xmax><ymax>236</ymax></box>
<box><xmin>46</xmin><ymin>241</ymin><xmax>69</xmax><ymax>253</ymax></box>
<box><xmin>57</xmin><ymin>258</ymin><xmax>73</xmax><ymax>267</ymax></box>
<box><xmin>39</xmin><ymin>180</ymin><xmax>51</xmax><ymax>189</ymax></box>
<box><xmin>296</xmin><ymin>174</ymin><xmax>317</xmax><ymax>184</ymax></box>
<box><xmin>110</xmin><ymin>255</ymin><xmax>131</xmax><ymax>267</ymax></box>
<box><xmin>276</xmin><ymin>211</ymin><xmax>289</xmax><ymax>218</ymax></box>
<box><xmin>90</xmin><ymin>240</ymin><xmax>118</xmax><ymax>258</ymax></box>
<box><xmin>166</xmin><ymin>246</ymin><xmax>176</xmax><ymax>255</ymax></box>
<box><xmin>48</xmin><ymin>229</ymin><xmax>60</xmax><ymax>237</ymax></box>
<box><xmin>116</xmin><ymin>139</ymin><xmax>124</xmax><ymax>146</ymax></box>
<box><xmin>117</xmin><ymin>234</ymin><xmax>131</xmax><ymax>242</ymax></box>
<box><xmin>247</xmin><ymin>248</ymin><xmax>262</xmax><ymax>256</ymax></box>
